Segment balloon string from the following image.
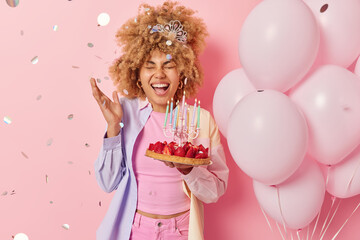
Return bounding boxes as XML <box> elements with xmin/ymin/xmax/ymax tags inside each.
<box><xmin>325</xmin><ymin>165</ymin><xmax>331</xmax><ymax>187</ymax></box>
<box><xmin>331</xmin><ymin>200</ymin><xmax>360</xmax><ymax>240</ymax></box>
<box><xmin>346</xmin><ymin>159</ymin><xmax>360</xmax><ymax>193</ymax></box>
<box><xmin>306</xmin><ymin>225</ymin><xmax>309</xmax><ymax>240</ymax></box>
<box><xmin>277</xmin><ymin>187</ymin><xmax>288</xmax><ymax>235</ymax></box>
<box><xmin>276</xmin><ymin>221</ymin><xmax>286</xmax><ymax>240</ymax></box>
<box><xmin>320</xmin><ymin>199</ymin><xmax>341</xmax><ymax>240</ymax></box>
<box><xmin>319</xmin><ymin>196</ymin><xmax>336</xmax><ymax>237</ymax></box>
<box><xmin>260</xmin><ymin>206</ymin><xmax>273</xmax><ymax>232</ymax></box>
<box><xmin>310</xmin><ymin>208</ymin><xmax>321</xmax><ymax>240</ymax></box>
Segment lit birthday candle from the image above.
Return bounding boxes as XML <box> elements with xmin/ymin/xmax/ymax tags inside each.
<box><xmin>173</xmin><ymin>104</ymin><xmax>179</xmax><ymax>130</ymax></box>
<box><xmin>191</xmin><ymin>98</ymin><xmax>197</xmax><ymax>126</ymax></box>
<box><xmin>181</xmin><ymin>91</ymin><xmax>185</xmax><ymax>117</ymax></box>
<box><xmin>169</xmin><ymin>98</ymin><xmax>173</xmax><ymax>125</ymax></box>
<box><xmin>197</xmin><ymin>100</ymin><xmax>200</xmax><ymax>129</ymax></box>
<box><xmin>164</xmin><ymin>100</ymin><xmax>169</xmax><ymax>128</ymax></box>
<box><xmin>183</xmin><ymin>103</ymin><xmax>188</xmax><ymax>130</ymax></box>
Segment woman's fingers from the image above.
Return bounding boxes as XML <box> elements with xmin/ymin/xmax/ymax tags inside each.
<box><xmin>112</xmin><ymin>91</ymin><xmax>120</xmax><ymax>104</ymax></box>
<box><xmin>90</xmin><ymin>78</ymin><xmax>112</xmax><ymax>107</ymax></box>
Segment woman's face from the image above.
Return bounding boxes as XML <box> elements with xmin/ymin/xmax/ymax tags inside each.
<box><xmin>139</xmin><ymin>49</ymin><xmax>180</xmax><ymax>112</ymax></box>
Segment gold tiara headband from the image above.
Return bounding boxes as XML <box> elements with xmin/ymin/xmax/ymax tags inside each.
<box><xmin>150</xmin><ymin>20</ymin><xmax>188</xmax><ymax>43</ymax></box>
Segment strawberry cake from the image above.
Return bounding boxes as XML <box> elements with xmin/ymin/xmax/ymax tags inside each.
<box><xmin>145</xmin><ymin>141</ymin><xmax>211</xmax><ymax>165</ymax></box>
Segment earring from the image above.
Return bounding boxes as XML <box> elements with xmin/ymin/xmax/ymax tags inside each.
<box><xmin>178</xmin><ymin>81</ymin><xmax>183</xmax><ymax>89</ymax></box>
<box><xmin>136</xmin><ymin>81</ymin><xmax>142</xmax><ymax>89</ymax></box>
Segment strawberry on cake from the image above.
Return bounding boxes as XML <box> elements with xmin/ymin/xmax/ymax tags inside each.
<box><xmin>145</xmin><ymin>141</ymin><xmax>211</xmax><ymax>165</ymax></box>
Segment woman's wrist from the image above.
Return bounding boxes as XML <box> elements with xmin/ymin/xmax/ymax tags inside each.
<box><xmin>106</xmin><ymin>124</ymin><xmax>121</xmax><ymax>138</ymax></box>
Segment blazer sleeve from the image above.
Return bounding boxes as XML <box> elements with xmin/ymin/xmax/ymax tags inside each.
<box><xmin>182</xmin><ymin>112</ymin><xmax>229</xmax><ymax>204</ymax></box>
<box><xmin>94</xmin><ymin>130</ymin><xmax>127</xmax><ymax>193</ymax></box>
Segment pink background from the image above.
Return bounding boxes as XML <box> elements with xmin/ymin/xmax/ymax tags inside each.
<box><xmin>1</xmin><ymin>0</ymin><xmax>360</xmax><ymax>239</ymax></box>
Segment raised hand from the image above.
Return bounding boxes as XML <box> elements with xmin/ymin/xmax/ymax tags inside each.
<box><xmin>90</xmin><ymin>78</ymin><xmax>123</xmax><ymax>137</ymax></box>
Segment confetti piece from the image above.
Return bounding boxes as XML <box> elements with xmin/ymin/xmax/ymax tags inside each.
<box><xmin>13</xmin><ymin>233</ymin><xmax>29</xmax><ymax>240</ymax></box>
<box><xmin>96</xmin><ymin>78</ymin><xmax>101</xmax><ymax>83</ymax></box>
<box><xmin>166</xmin><ymin>54</ymin><xmax>172</xmax><ymax>60</ymax></box>
<box><xmin>147</xmin><ymin>25</ymin><xmax>152</xmax><ymax>29</ymax></box>
<box><xmin>67</xmin><ymin>114</ymin><xmax>74</xmax><ymax>120</ymax></box>
<box><xmin>99</xmin><ymin>201</ymin><xmax>102</xmax><ymax>206</ymax></box>
<box><xmin>134</xmin><ymin>18</ymin><xmax>137</xmax><ymax>23</ymax></box>
<box><xmin>10</xmin><ymin>190</ymin><xmax>15</xmax><ymax>195</ymax></box>
<box><xmin>45</xmin><ymin>174</ymin><xmax>48</xmax><ymax>183</ymax></box>
<box><xmin>95</xmin><ymin>55</ymin><xmax>102</xmax><ymax>59</ymax></box>
<box><xmin>123</xmin><ymin>89</ymin><xmax>129</xmax><ymax>95</ymax></box>
<box><xmin>62</xmin><ymin>224</ymin><xmax>70</xmax><ymax>230</ymax></box>
<box><xmin>46</xmin><ymin>138</ymin><xmax>53</xmax><ymax>146</ymax></box>
<box><xmin>4</xmin><ymin>116</ymin><xmax>12</xmax><ymax>124</ymax></box>
<box><xmin>144</xmin><ymin>8</ymin><xmax>150</xmax><ymax>11</ymax></box>
<box><xmin>1</xmin><ymin>191</ymin><xmax>8</xmax><ymax>196</ymax></box>
<box><xmin>20</xmin><ymin>30</ymin><xmax>24</xmax><ymax>36</ymax></box>
<box><xmin>50</xmin><ymin>201</ymin><xmax>53</xmax><ymax>204</ymax></box>
<box><xmin>88</xmin><ymin>170</ymin><xmax>91</xmax><ymax>175</ymax></box>
<box><xmin>31</xmin><ymin>56</ymin><xmax>39</xmax><ymax>64</ymax></box>
<box><xmin>87</xmin><ymin>43</ymin><xmax>94</xmax><ymax>48</ymax></box>
<box><xmin>85</xmin><ymin>143</ymin><xmax>90</xmax><ymax>147</ymax></box>
<box><xmin>120</xmin><ymin>122</ymin><xmax>124</xmax><ymax>128</ymax></box>
<box><xmin>68</xmin><ymin>161</ymin><xmax>73</xmax><ymax>164</ymax></box>
<box><xmin>21</xmin><ymin>152</ymin><xmax>29</xmax><ymax>159</ymax></box>
<box><xmin>72</xmin><ymin>65</ymin><xmax>79</xmax><ymax>69</ymax></box>
<box><xmin>53</xmin><ymin>25</ymin><xmax>59</xmax><ymax>31</ymax></box>
<box><xmin>36</xmin><ymin>95</ymin><xmax>42</xmax><ymax>100</ymax></box>
<box><xmin>97</xmin><ymin>13</ymin><xmax>110</xmax><ymax>26</ymax></box>
<box><xmin>104</xmin><ymin>76</ymin><xmax>109</xmax><ymax>80</ymax></box>
<box><xmin>6</xmin><ymin>0</ymin><xmax>19</xmax><ymax>7</ymax></box>
<box><xmin>166</xmin><ymin>40</ymin><xmax>172</xmax><ymax>46</ymax></box>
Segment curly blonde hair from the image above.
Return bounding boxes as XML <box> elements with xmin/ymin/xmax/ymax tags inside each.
<box><xmin>108</xmin><ymin>1</ymin><xmax>208</xmax><ymax>102</ymax></box>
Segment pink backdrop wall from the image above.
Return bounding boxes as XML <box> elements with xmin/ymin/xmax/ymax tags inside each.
<box><xmin>1</xmin><ymin>0</ymin><xmax>360</xmax><ymax>239</ymax></box>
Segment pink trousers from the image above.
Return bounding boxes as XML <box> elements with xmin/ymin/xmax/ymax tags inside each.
<box><xmin>129</xmin><ymin>211</ymin><xmax>190</xmax><ymax>240</ymax></box>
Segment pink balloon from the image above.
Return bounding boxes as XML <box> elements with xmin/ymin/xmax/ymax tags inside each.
<box><xmin>327</xmin><ymin>144</ymin><xmax>360</xmax><ymax>198</ymax></box>
<box><xmin>227</xmin><ymin>90</ymin><xmax>308</xmax><ymax>185</ymax></box>
<box><xmin>290</xmin><ymin>65</ymin><xmax>360</xmax><ymax>165</ymax></box>
<box><xmin>238</xmin><ymin>0</ymin><xmax>319</xmax><ymax>92</ymax></box>
<box><xmin>213</xmin><ymin>69</ymin><xmax>255</xmax><ymax>137</ymax></box>
<box><xmin>253</xmin><ymin>157</ymin><xmax>326</xmax><ymax>230</ymax></box>
<box><xmin>303</xmin><ymin>0</ymin><xmax>360</xmax><ymax>68</ymax></box>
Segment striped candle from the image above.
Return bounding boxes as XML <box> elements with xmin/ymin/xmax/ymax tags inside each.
<box><xmin>197</xmin><ymin>100</ymin><xmax>200</xmax><ymax>128</ymax></box>
<box><xmin>164</xmin><ymin>101</ymin><xmax>169</xmax><ymax>128</ymax></box>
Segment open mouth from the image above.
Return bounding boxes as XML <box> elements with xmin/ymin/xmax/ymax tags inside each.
<box><xmin>151</xmin><ymin>83</ymin><xmax>170</xmax><ymax>95</ymax></box>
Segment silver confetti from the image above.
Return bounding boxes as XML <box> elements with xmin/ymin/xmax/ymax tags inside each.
<box><xmin>134</xmin><ymin>18</ymin><xmax>137</xmax><ymax>23</ymax></box>
<box><xmin>36</xmin><ymin>95</ymin><xmax>42</xmax><ymax>100</ymax></box>
<box><xmin>6</xmin><ymin>0</ymin><xmax>19</xmax><ymax>7</ymax></box>
<box><xmin>62</xmin><ymin>224</ymin><xmax>70</xmax><ymax>230</ymax></box>
<box><xmin>21</xmin><ymin>152</ymin><xmax>29</xmax><ymax>159</ymax></box>
<box><xmin>1</xmin><ymin>191</ymin><xmax>7</xmax><ymax>196</ymax></box>
<box><xmin>67</xmin><ymin>114</ymin><xmax>74</xmax><ymax>120</ymax></box>
<box><xmin>46</xmin><ymin>138</ymin><xmax>53</xmax><ymax>146</ymax></box>
<box><xmin>166</xmin><ymin>54</ymin><xmax>172</xmax><ymax>60</ymax></box>
<box><xmin>4</xmin><ymin>116</ymin><xmax>12</xmax><ymax>124</ymax></box>
<box><xmin>166</xmin><ymin>40</ymin><xmax>172</xmax><ymax>46</ymax></box>
<box><xmin>45</xmin><ymin>175</ymin><xmax>48</xmax><ymax>183</ymax></box>
<box><xmin>31</xmin><ymin>56</ymin><xmax>39</xmax><ymax>64</ymax></box>
<box><xmin>96</xmin><ymin>78</ymin><xmax>101</xmax><ymax>83</ymax></box>
<box><xmin>87</xmin><ymin>43</ymin><xmax>94</xmax><ymax>48</ymax></box>
<box><xmin>123</xmin><ymin>89</ymin><xmax>129</xmax><ymax>95</ymax></box>
<box><xmin>53</xmin><ymin>25</ymin><xmax>59</xmax><ymax>31</ymax></box>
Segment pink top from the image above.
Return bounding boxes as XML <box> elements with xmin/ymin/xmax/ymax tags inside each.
<box><xmin>132</xmin><ymin>111</ymin><xmax>190</xmax><ymax>215</ymax></box>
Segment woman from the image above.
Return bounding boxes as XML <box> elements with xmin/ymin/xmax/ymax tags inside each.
<box><xmin>91</xmin><ymin>1</ymin><xmax>229</xmax><ymax>239</ymax></box>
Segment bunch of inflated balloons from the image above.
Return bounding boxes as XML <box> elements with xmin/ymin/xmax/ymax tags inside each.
<box><xmin>213</xmin><ymin>0</ymin><xmax>360</xmax><ymax>230</ymax></box>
